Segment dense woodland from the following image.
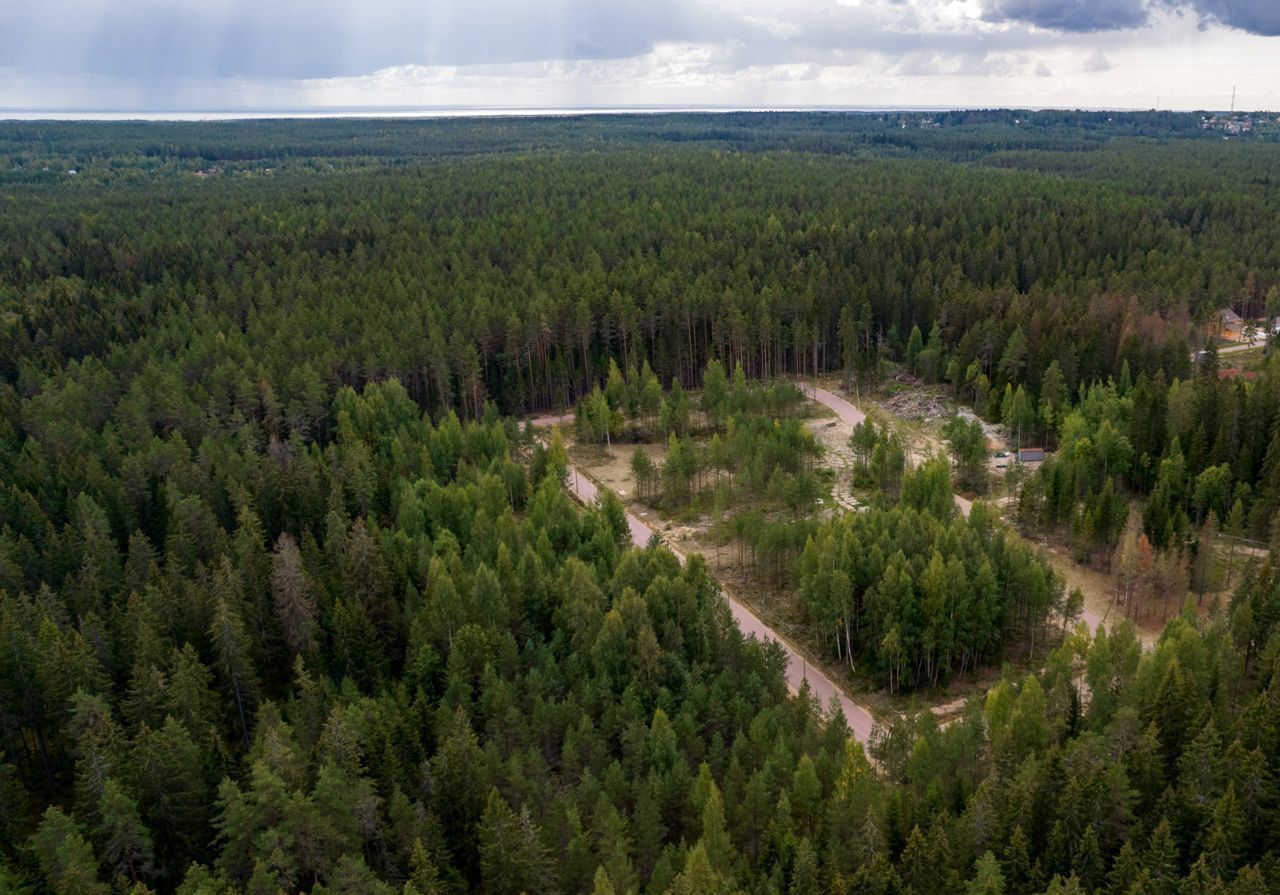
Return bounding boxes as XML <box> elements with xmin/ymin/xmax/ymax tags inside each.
<box><xmin>1008</xmin><ymin>346</ymin><xmax>1280</xmax><ymax>617</ymax></box>
<box><xmin>2</xmin><ymin>113</ymin><xmax>1280</xmax><ymax>893</ymax></box>
<box><xmin>797</xmin><ymin>468</ymin><xmax>1068</xmax><ymax>693</ymax></box>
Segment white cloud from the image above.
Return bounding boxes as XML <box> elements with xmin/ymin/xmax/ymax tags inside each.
<box><xmin>1082</xmin><ymin>49</ymin><xmax>1112</xmax><ymax>72</ymax></box>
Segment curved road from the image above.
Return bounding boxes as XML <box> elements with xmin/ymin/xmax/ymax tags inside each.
<box><xmin>806</xmin><ymin>384</ymin><xmax>977</xmax><ymax>516</ymax></box>
<box><xmin>530</xmin><ymin>412</ymin><xmax>878</xmax><ymax>743</ymax></box>
<box><xmin>534</xmin><ymin>381</ymin><xmax>1115</xmax><ymax>746</ymax></box>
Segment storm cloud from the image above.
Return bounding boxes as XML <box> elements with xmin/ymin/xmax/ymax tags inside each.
<box><xmin>5</xmin><ymin>0</ymin><xmax>1280</xmax><ymax>81</ymax></box>
<box><xmin>0</xmin><ymin>0</ymin><xmax>726</xmax><ymax>80</ymax></box>
<box><xmin>983</xmin><ymin>0</ymin><xmax>1149</xmax><ymax>33</ymax></box>
<box><xmin>985</xmin><ymin>0</ymin><xmax>1280</xmax><ymax>35</ymax></box>
<box><xmin>1</xmin><ymin>0</ymin><xmax>1276</xmax><ymax>112</ymax></box>
<box><xmin>1177</xmin><ymin>0</ymin><xmax>1280</xmax><ymax>36</ymax></box>
<box><xmin>0</xmin><ymin>0</ymin><xmax>1111</xmax><ymax>82</ymax></box>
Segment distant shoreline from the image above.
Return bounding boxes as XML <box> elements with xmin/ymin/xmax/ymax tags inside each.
<box><xmin>0</xmin><ymin>103</ymin><xmax>1203</xmax><ymax>122</ymax></box>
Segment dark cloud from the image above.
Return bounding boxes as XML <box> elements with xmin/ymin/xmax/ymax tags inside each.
<box><xmin>0</xmin><ymin>0</ymin><xmax>713</xmax><ymax>80</ymax></box>
<box><xmin>1</xmin><ymin>0</ymin><xmax>1276</xmax><ymax>88</ymax></box>
<box><xmin>985</xmin><ymin>0</ymin><xmax>1280</xmax><ymax>35</ymax></box>
<box><xmin>983</xmin><ymin>0</ymin><xmax>1149</xmax><ymax>32</ymax></box>
<box><xmin>0</xmin><ymin>0</ymin><xmax>1064</xmax><ymax>83</ymax></box>
<box><xmin>1171</xmin><ymin>0</ymin><xmax>1280</xmax><ymax>35</ymax></box>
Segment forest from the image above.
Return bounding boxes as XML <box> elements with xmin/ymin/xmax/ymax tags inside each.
<box><xmin>1</xmin><ymin>113</ymin><xmax>1280</xmax><ymax>893</ymax></box>
<box><xmin>574</xmin><ymin>358</ymin><xmax>1067</xmax><ymax>694</ymax></box>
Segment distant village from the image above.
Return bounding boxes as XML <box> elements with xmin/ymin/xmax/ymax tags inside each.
<box><xmin>1202</xmin><ymin>113</ymin><xmax>1280</xmax><ymax>136</ymax></box>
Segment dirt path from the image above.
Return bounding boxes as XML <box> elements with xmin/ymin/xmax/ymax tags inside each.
<box><xmin>799</xmin><ymin>383</ymin><xmax>1169</xmax><ymax>643</ymax></box>
<box><xmin>534</xmin><ymin>383</ymin><xmax>1155</xmax><ymax>743</ymax></box>
<box><xmin>804</xmin><ymin>383</ymin><xmax>973</xmax><ymax>518</ymax></box>
<box><xmin>530</xmin><ymin>413</ymin><xmax>879</xmax><ymax>743</ymax></box>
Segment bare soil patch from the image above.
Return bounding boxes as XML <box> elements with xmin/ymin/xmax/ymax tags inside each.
<box><xmin>567</xmin><ymin>441</ymin><xmax>666</xmax><ymax>502</ymax></box>
<box><xmin>1034</xmin><ymin>541</ymin><xmax>1162</xmax><ymax>648</ymax></box>
<box><xmin>805</xmin><ymin>412</ymin><xmax>863</xmax><ymax>511</ymax></box>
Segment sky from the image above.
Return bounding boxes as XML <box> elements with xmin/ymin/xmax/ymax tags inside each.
<box><xmin>2</xmin><ymin>0</ymin><xmax>1278</xmax><ymax>112</ymax></box>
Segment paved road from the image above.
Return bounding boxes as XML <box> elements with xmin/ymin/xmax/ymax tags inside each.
<box><xmin>530</xmin><ymin>412</ymin><xmax>879</xmax><ymax>742</ymax></box>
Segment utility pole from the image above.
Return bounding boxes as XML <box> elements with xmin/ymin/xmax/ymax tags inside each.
<box><xmin>1231</xmin><ymin>85</ymin><xmax>1236</xmax><ymax>115</ymax></box>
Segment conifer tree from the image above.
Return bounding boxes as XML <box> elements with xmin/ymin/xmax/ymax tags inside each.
<box><xmin>30</xmin><ymin>807</ymin><xmax>106</xmax><ymax>895</ymax></box>
<box><xmin>271</xmin><ymin>533</ymin><xmax>317</xmax><ymax>655</ymax></box>
<box><xmin>95</xmin><ymin>779</ymin><xmax>154</xmax><ymax>884</ymax></box>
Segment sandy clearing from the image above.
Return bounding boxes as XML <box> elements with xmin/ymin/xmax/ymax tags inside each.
<box><xmin>530</xmin><ymin>415</ymin><xmax>879</xmax><ymax>743</ymax></box>
<box><xmin>804</xmin><ymin>382</ymin><xmax>975</xmax><ymax>520</ymax></box>
<box><xmin>1038</xmin><ymin>546</ymin><xmax>1160</xmax><ymax>648</ymax></box>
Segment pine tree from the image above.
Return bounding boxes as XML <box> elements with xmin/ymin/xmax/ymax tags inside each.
<box><xmin>1203</xmin><ymin>783</ymin><xmax>1244</xmax><ymax>878</ymax></box>
<box><xmin>666</xmin><ymin>843</ymin><xmax>728</xmax><ymax>895</ymax></box>
<box><xmin>477</xmin><ymin>788</ymin><xmax>551</xmax><ymax>895</ymax></box>
<box><xmin>404</xmin><ymin>839</ymin><xmax>444</xmax><ymax>895</ymax></box>
<box><xmin>95</xmin><ymin>779</ymin><xmax>154</xmax><ymax>884</ymax></box>
<box><xmin>130</xmin><ymin>718</ymin><xmax>208</xmax><ymax>879</ymax></box>
<box><xmin>30</xmin><ymin>807</ymin><xmax>107</xmax><ymax>895</ymax></box>
<box><xmin>209</xmin><ymin>590</ymin><xmax>259</xmax><ymax>749</ymax></box>
<box><xmin>631</xmin><ymin>779</ymin><xmax>665</xmax><ymax>880</ymax></box>
<box><xmin>1146</xmin><ymin>818</ymin><xmax>1181</xmax><ymax>891</ymax></box>
<box><xmin>1179</xmin><ymin>855</ymin><xmax>1226</xmax><ymax>895</ymax></box>
<box><xmin>66</xmin><ymin>691</ymin><xmax>124</xmax><ymax>827</ymax></box>
<box><xmin>165</xmin><ymin>644</ymin><xmax>220</xmax><ymax>751</ymax></box>
<box><xmin>701</xmin><ymin>358</ymin><xmax>729</xmax><ymax>431</ymax></box>
<box><xmin>431</xmin><ymin>710</ymin><xmax>489</xmax><ymax>881</ymax></box>
<box><xmin>790</xmin><ymin>756</ymin><xmax>822</xmax><ymax>833</ymax></box>
<box><xmin>789</xmin><ymin>837</ymin><xmax>820</xmax><ymax>895</ymax></box>
<box><xmin>592</xmin><ymin>866</ymin><xmax>617</xmax><ymax>895</ymax></box>
<box><xmin>905</xmin><ymin>325</ymin><xmax>924</xmax><ymax>373</ymax></box>
<box><xmin>121</xmin><ymin>617</ymin><xmax>174</xmax><ymax>714</ymax></box>
<box><xmin>1107</xmin><ymin>840</ymin><xmax>1144</xmax><ymax>894</ymax></box>
<box><xmin>631</xmin><ymin>446</ymin><xmax>657</xmax><ymax>503</ymax></box>
<box><xmin>270</xmin><ymin>532</ymin><xmax>317</xmax><ymax>655</ymax></box>
<box><xmin>1002</xmin><ymin>824</ymin><xmax>1033</xmax><ymax>894</ymax></box>
<box><xmin>312</xmin><ymin>854</ymin><xmax>395</xmax><ymax>895</ymax></box>
<box><xmin>1073</xmin><ymin>825</ymin><xmax>1105</xmax><ymax>892</ymax></box>
<box><xmin>1226</xmin><ymin>866</ymin><xmax>1269</xmax><ymax>895</ymax></box>
<box><xmin>966</xmin><ymin>851</ymin><xmax>1006</xmax><ymax>895</ymax></box>
<box><xmin>698</xmin><ymin>782</ymin><xmax>734</xmax><ymax>879</ymax></box>
<box><xmin>1039</xmin><ymin>877</ymin><xmax>1088</xmax><ymax>895</ymax></box>
<box><xmin>850</xmin><ymin>419</ymin><xmax>879</xmax><ymax>476</ymax></box>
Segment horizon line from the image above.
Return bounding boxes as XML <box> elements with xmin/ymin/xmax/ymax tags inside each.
<box><xmin>0</xmin><ymin>103</ymin><xmax>1266</xmax><ymax>123</ymax></box>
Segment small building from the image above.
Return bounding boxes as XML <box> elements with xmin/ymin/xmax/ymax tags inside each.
<box><xmin>1218</xmin><ymin>367</ymin><xmax>1260</xmax><ymax>382</ymax></box>
<box><xmin>1017</xmin><ymin>447</ymin><xmax>1046</xmax><ymax>463</ymax></box>
<box><xmin>1214</xmin><ymin>308</ymin><xmax>1245</xmax><ymax>341</ymax></box>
